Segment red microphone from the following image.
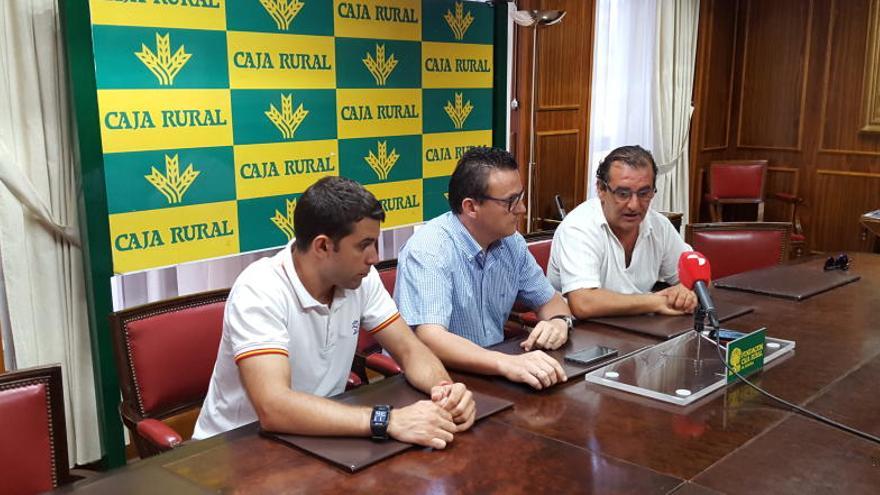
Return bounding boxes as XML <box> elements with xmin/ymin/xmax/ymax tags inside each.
<box><xmin>678</xmin><ymin>251</ymin><xmax>719</xmax><ymax>328</ymax></box>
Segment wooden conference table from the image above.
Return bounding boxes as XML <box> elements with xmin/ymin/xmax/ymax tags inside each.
<box><xmin>55</xmin><ymin>254</ymin><xmax>880</xmax><ymax>494</ymax></box>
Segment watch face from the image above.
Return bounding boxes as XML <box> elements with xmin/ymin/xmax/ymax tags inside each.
<box><xmin>373</xmin><ymin>409</ymin><xmax>389</xmax><ymax>423</ymax></box>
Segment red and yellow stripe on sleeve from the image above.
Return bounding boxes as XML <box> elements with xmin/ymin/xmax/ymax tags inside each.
<box><xmin>367</xmin><ymin>312</ymin><xmax>400</xmax><ymax>335</ymax></box>
<box><xmin>234</xmin><ymin>348</ymin><xmax>289</xmax><ymax>365</ymax></box>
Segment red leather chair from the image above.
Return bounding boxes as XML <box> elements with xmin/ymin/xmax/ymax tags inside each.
<box><xmin>685</xmin><ymin>222</ymin><xmax>792</xmax><ymax>279</ymax></box>
<box><xmin>353</xmin><ymin>260</ymin><xmax>403</xmax><ymax>383</ymax></box>
<box><xmin>111</xmin><ymin>288</ymin><xmax>364</xmax><ymax>458</ymax></box>
<box><xmin>110</xmin><ymin>289</ymin><xmax>229</xmax><ymax>458</ymax></box>
<box><xmin>705</xmin><ymin>160</ymin><xmax>768</xmax><ymax>222</ymax></box>
<box><xmin>508</xmin><ymin>233</ymin><xmax>555</xmax><ymax>330</ymax></box>
<box><xmin>0</xmin><ymin>365</ymin><xmax>71</xmax><ymax>495</ymax></box>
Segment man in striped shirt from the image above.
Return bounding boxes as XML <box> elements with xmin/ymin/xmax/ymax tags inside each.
<box><xmin>194</xmin><ymin>177</ymin><xmax>475</xmax><ymax>448</ymax></box>
<box><xmin>395</xmin><ymin>147</ymin><xmax>574</xmax><ymax>390</ymax></box>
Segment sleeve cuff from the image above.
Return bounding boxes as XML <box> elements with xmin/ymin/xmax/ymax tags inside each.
<box><xmin>234</xmin><ymin>347</ymin><xmax>289</xmax><ymax>365</ymax></box>
<box><xmin>367</xmin><ymin>312</ymin><xmax>401</xmax><ymax>335</ymax></box>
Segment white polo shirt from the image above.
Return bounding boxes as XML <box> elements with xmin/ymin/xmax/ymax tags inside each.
<box><xmin>547</xmin><ymin>198</ymin><xmax>690</xmax><ymax>295</ymax></box>
<box><xmin>193</xmin><ymin>240</ymin><xmax>399</xmax><ymax>439</ymax></box>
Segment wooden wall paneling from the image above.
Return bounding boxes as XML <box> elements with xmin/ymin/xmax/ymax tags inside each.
<box><xmin>819</xmin><ymin>0</ymin><xmax>880</xmax><ymax>156</ymax></box>
<box><xmin>736</xmin><ymin>0</ymin><xmax>813</xmax><ymax>151</ymax></box>
<box><xmin>514</xmin><ymin>0</ymin><xmax>595</xmax><ymax>232</ymax></box>
<box><xmin>534</xmin><ymin>130</ymin><xmax>579</xmax><ymax>225</ymax></box>
<box><xmin>812</xmin><ymin>170</ymin><xmax>880</xmax><ymax>251</ymax></box>
<box><xmin>701</xmin><ymin>0</ymin><xmax>739</xmax><ymax>152</ymax></box>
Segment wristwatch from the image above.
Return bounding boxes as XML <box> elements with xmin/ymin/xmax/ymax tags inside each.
<box><xmin>550</xmin><ymin>314</ymin><xmax>575</xmax><ymax>331</ymax></box>
<box><xmin>370</xmin><ymin>405</ymin><xmax>392</xmax><ymax>441</ymax></box>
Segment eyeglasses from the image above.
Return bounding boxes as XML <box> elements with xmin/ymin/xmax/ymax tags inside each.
<box><xmin>824</xmin><ymin>253</ymin><xmax>851</xmax><ymax>271</ymax></box>
<box><xmin>479</xmin><ymin>190</ymin><xmax>525</xmax><ymax>212</ymax></box>
<box><xmin>601</xmin><ymin>181</ymin><xmax>656</xmax><ymax>202</ymax></box>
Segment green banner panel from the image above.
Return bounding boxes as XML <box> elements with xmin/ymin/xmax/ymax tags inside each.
<box><xmin>423</xmin><ymin>175</ymin><xmax>452</xmax><ymax>221</ymax></box>
<box><xmin>104</xmin><ymin>146</ymin><xmax>236</xmax><ymax>214</ymax></box>
<box><xmin>422</xmin><ymin>0</ymin><xmax>494</xmax><ymax>44</ymax></box>
<box><xmin>423</xmin><ymin>88</ymin><xmax>493</xmax><ymax>134</ymax></box>
<box><xmin>335</xmin><ymin>38</ymin><xmax>422</xmax><ymax>88</ymax></box>
<box><xmin>237</xmin><ymin>193</ymin><xmax>303</xmax><ymax>253</ymax></box>
<box><xmin>225</xmin><ymin>0</ymin><xmax>334</xmax><ymax>35</ymax></box>
<box><xmin>231</xmin><ymin>89</ymin><xmax>338</xmax><ymax>145</ymax></box>
<box><xmin>93</xmin><ymin>25</ymin><xmax>229</xmax><ymax>89</ymax></box>
<box><xmin>339</xmin><ymin>135</ymin><xmax>423</xmax><ymax>185</ymax></box>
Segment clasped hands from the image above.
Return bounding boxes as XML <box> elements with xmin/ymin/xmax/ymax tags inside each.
<box><xmin>654</xmin><ymin>283</ymin><xmax>698</xmax><ymax>315</ymax></box>
<box><xmin>387</xmin><ymin>381</ymin><xmax>475</xmax><ymax>449</ymax></box>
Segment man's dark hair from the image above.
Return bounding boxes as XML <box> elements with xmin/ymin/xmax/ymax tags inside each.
<box><xmin>294</xmin><ymin>176</ymin><xmax>385</xmax><ymax>251</ymax></box>
<box><xmin>448</xmin><ymin>146</ymin><xmax>519</xmax><ymax>214</ymax></box>
<box><xmin>595</xmin><ymin>145</ymin><xmax>658</xmax><ymax>189</ymax></box>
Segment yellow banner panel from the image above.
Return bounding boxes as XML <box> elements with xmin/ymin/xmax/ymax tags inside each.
<box><xmin>366</xmin><ymin>179</ymin><xmax>422</xmax><ymax>227</ymax></box>
<box><xmin>234</xmin><ymin>140</ymin><xmax>339</xmax><ymax>199</ymax></box>
<box><xmin>109</xmin><ymin>201</ymin><xmax>238</xmax><ymax>273</ymax></box>
<box><xmin>227</xmin><ymin>31</ymin><xmax>336</xmax><ymax>89</ymax></box>
<box><xmin>334</xmin><ymin>0</ymin><xmax>421</xmax><ymax>40</ymax></box>
<box><xmin>337</xmin><ymin>89</ymin><xmax>421</xmax><ymax>138</ymax></box>
<box><xmin>422</xmin><ymin>130</ymin><xmax>492</xmax><ymax>177</ymax></box>
<box><xmin>422</xmin><ymin>42</ymin><xmax>493</xmax><ymax>88</ymax></box>
<box><xmin>89</xmin><ymin>0</ymin><xmax>226</xmax><ymax>30</ymax></box>
<box><xmin>98</xmin><ymin>89</ymin><xmax>232</xmax><ymax>153</ymax></box>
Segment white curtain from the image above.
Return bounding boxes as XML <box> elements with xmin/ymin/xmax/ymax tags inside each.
<box><xmin>652</xmin><ymin>0</ymin><xmax>700</xmax><ymax>226</ymax></box>
<box><xmin>588</xmin><ymin>0</ymin><xmax>657</xmax><ymax>198</ymax></box>
<box><xmin>588</xmin><ymin>0</ymin><xmax>699</xmax><ymax>223</ymax></box>
<box><xmin>0</xmin><ymin>0</ymin><xmax>100</xmax><ymax>465</ymax></box>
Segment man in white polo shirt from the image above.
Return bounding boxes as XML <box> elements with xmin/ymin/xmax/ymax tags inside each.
<box><xmin>547</xmin><ymin>145</ymin><xmax>697</xmax><ymax>319</ymax></box>
<box><xmin>194</xmin><ymin>177</ymin><xmax>475</xmax><ymax>449</ymax></box>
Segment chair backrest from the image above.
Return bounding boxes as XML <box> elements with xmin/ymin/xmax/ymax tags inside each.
<box><xmin>708</xmin><ymin>160</ymin><xmax>768</xmax><ymax>201</ymax></box>
<box><xmin>0</xmin><ymin>365</ymin><xmax>69</xmax><ymax>495</ymax></box>
<box><xmin>527</xmin><ymin>239</ymin><xmax>553</xmax><ymax>274</ymax></box>
<box><xmin>110</xmin><ymin>289</ymin><xmax>228</xmax><ymax>422</ymax></box>
<box><xmin>685</xmin><ymin>222</ymin><xmax>792</xmax><ymax>279</ymax></box>
<box><xmin>358</xmin><ymin>260</ymin><xmax>398</xmax><ymax>354</ymax></box>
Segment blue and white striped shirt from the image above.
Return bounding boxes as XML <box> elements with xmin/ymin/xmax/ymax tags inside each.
<box><xmin>395</xmin><ymin>212</ymin><xmax>555</xmax><ymax>347</ymax></box>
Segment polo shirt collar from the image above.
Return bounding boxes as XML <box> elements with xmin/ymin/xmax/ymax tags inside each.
<box><xmin>281</xmin><ymin>239</ymin><xmax>328</xmax><ymax>310</ymax></box>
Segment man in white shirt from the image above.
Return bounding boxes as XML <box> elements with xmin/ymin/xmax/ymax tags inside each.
<box><xmin>194</xmin><ymin>177</ymin><xmax>475</xmax><ymax>449</ymax></box>
<box><xmin>547</xmin><ymin>145</ymin><xmax>697</xmax><ymax>319</ymax></box>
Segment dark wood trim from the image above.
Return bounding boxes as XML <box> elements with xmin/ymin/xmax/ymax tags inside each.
<box><xmin>815</xmin><ymin>169</ymin><xmax>880</xmax><ymax>178</ymax></box>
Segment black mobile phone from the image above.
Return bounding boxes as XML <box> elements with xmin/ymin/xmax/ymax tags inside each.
<box><xmin>564</xmin><ymin>346</ymin><xmax>618</xmax><ymax>366</ymax></box>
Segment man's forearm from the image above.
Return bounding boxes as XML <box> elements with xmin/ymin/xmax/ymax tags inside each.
<box><xmin>415</xmin><ymin>324</ymin><xmax>507</xmax><ymax>376</ymax></box>
<box><xmin>567</xmin><ymin>288</ymin><xmax>664</xmax><ymax>319</ymax></box>
<box><xmin>535</xmin><ymin>292</ymin><xmax>572</xmax><ymax>320</ymax></box>
<box><xmin>395</xmin><ymin>341</ymin><xmax>453</xmax><ymax>394</ymax></box>
<box><xmin>255</xmin><ymin>389</ymin><xmax>372</xmax><ymax>436</ymax></box>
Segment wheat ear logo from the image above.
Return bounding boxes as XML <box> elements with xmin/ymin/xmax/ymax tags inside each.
<box><xmin>259</xmin><ymin>0</ymin><xmax>305</xmax><ymax>31</ymax></box>
<box><xmin>266</xmin><ymin>94</ymin><xmax>308</xmax><ymax>139</ymax></box>
<box><xmin>271</xmin><ymin>198</ymin><xmax>297</xmax><ymax>240</ymax></box>
<box><xmin>363</xmin><ymin>44</ymin><xmax>398</xmax><ymax>86</ymax></box>
<box><xmin>444</xmin><ymin>2</ymin><xmax>474</xmax><ymax>40</ymax></box>
<box><xmin>444</xmin><ymin>92</ymin><xmax>473</xmax><ymax>129</ymax></box>
<box><xmin>144</xmin><ymin>154</ymin><xmax>200</xmax><ymax>204</ymax></box>
<box><xmin>135</xmin><ymin>33</ymin><xmax>192</xmax><ymax>86</ymax></box>
<box><xmin>365</xmin><ymin>141</ymin><xmax>400</xmax><ymax>181</ymax></box>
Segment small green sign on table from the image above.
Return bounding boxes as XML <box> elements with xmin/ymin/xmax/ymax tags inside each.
<box><xmin>726</xmin><ymin>328</ymin><xmax>767</xmax><ymax>383</ymax></box>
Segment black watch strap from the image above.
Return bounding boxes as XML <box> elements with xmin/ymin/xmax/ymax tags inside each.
<box><xmin>370</xmin><ymin>405</ymin><xmax>392</xmax><ymax>441</ymax></box>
